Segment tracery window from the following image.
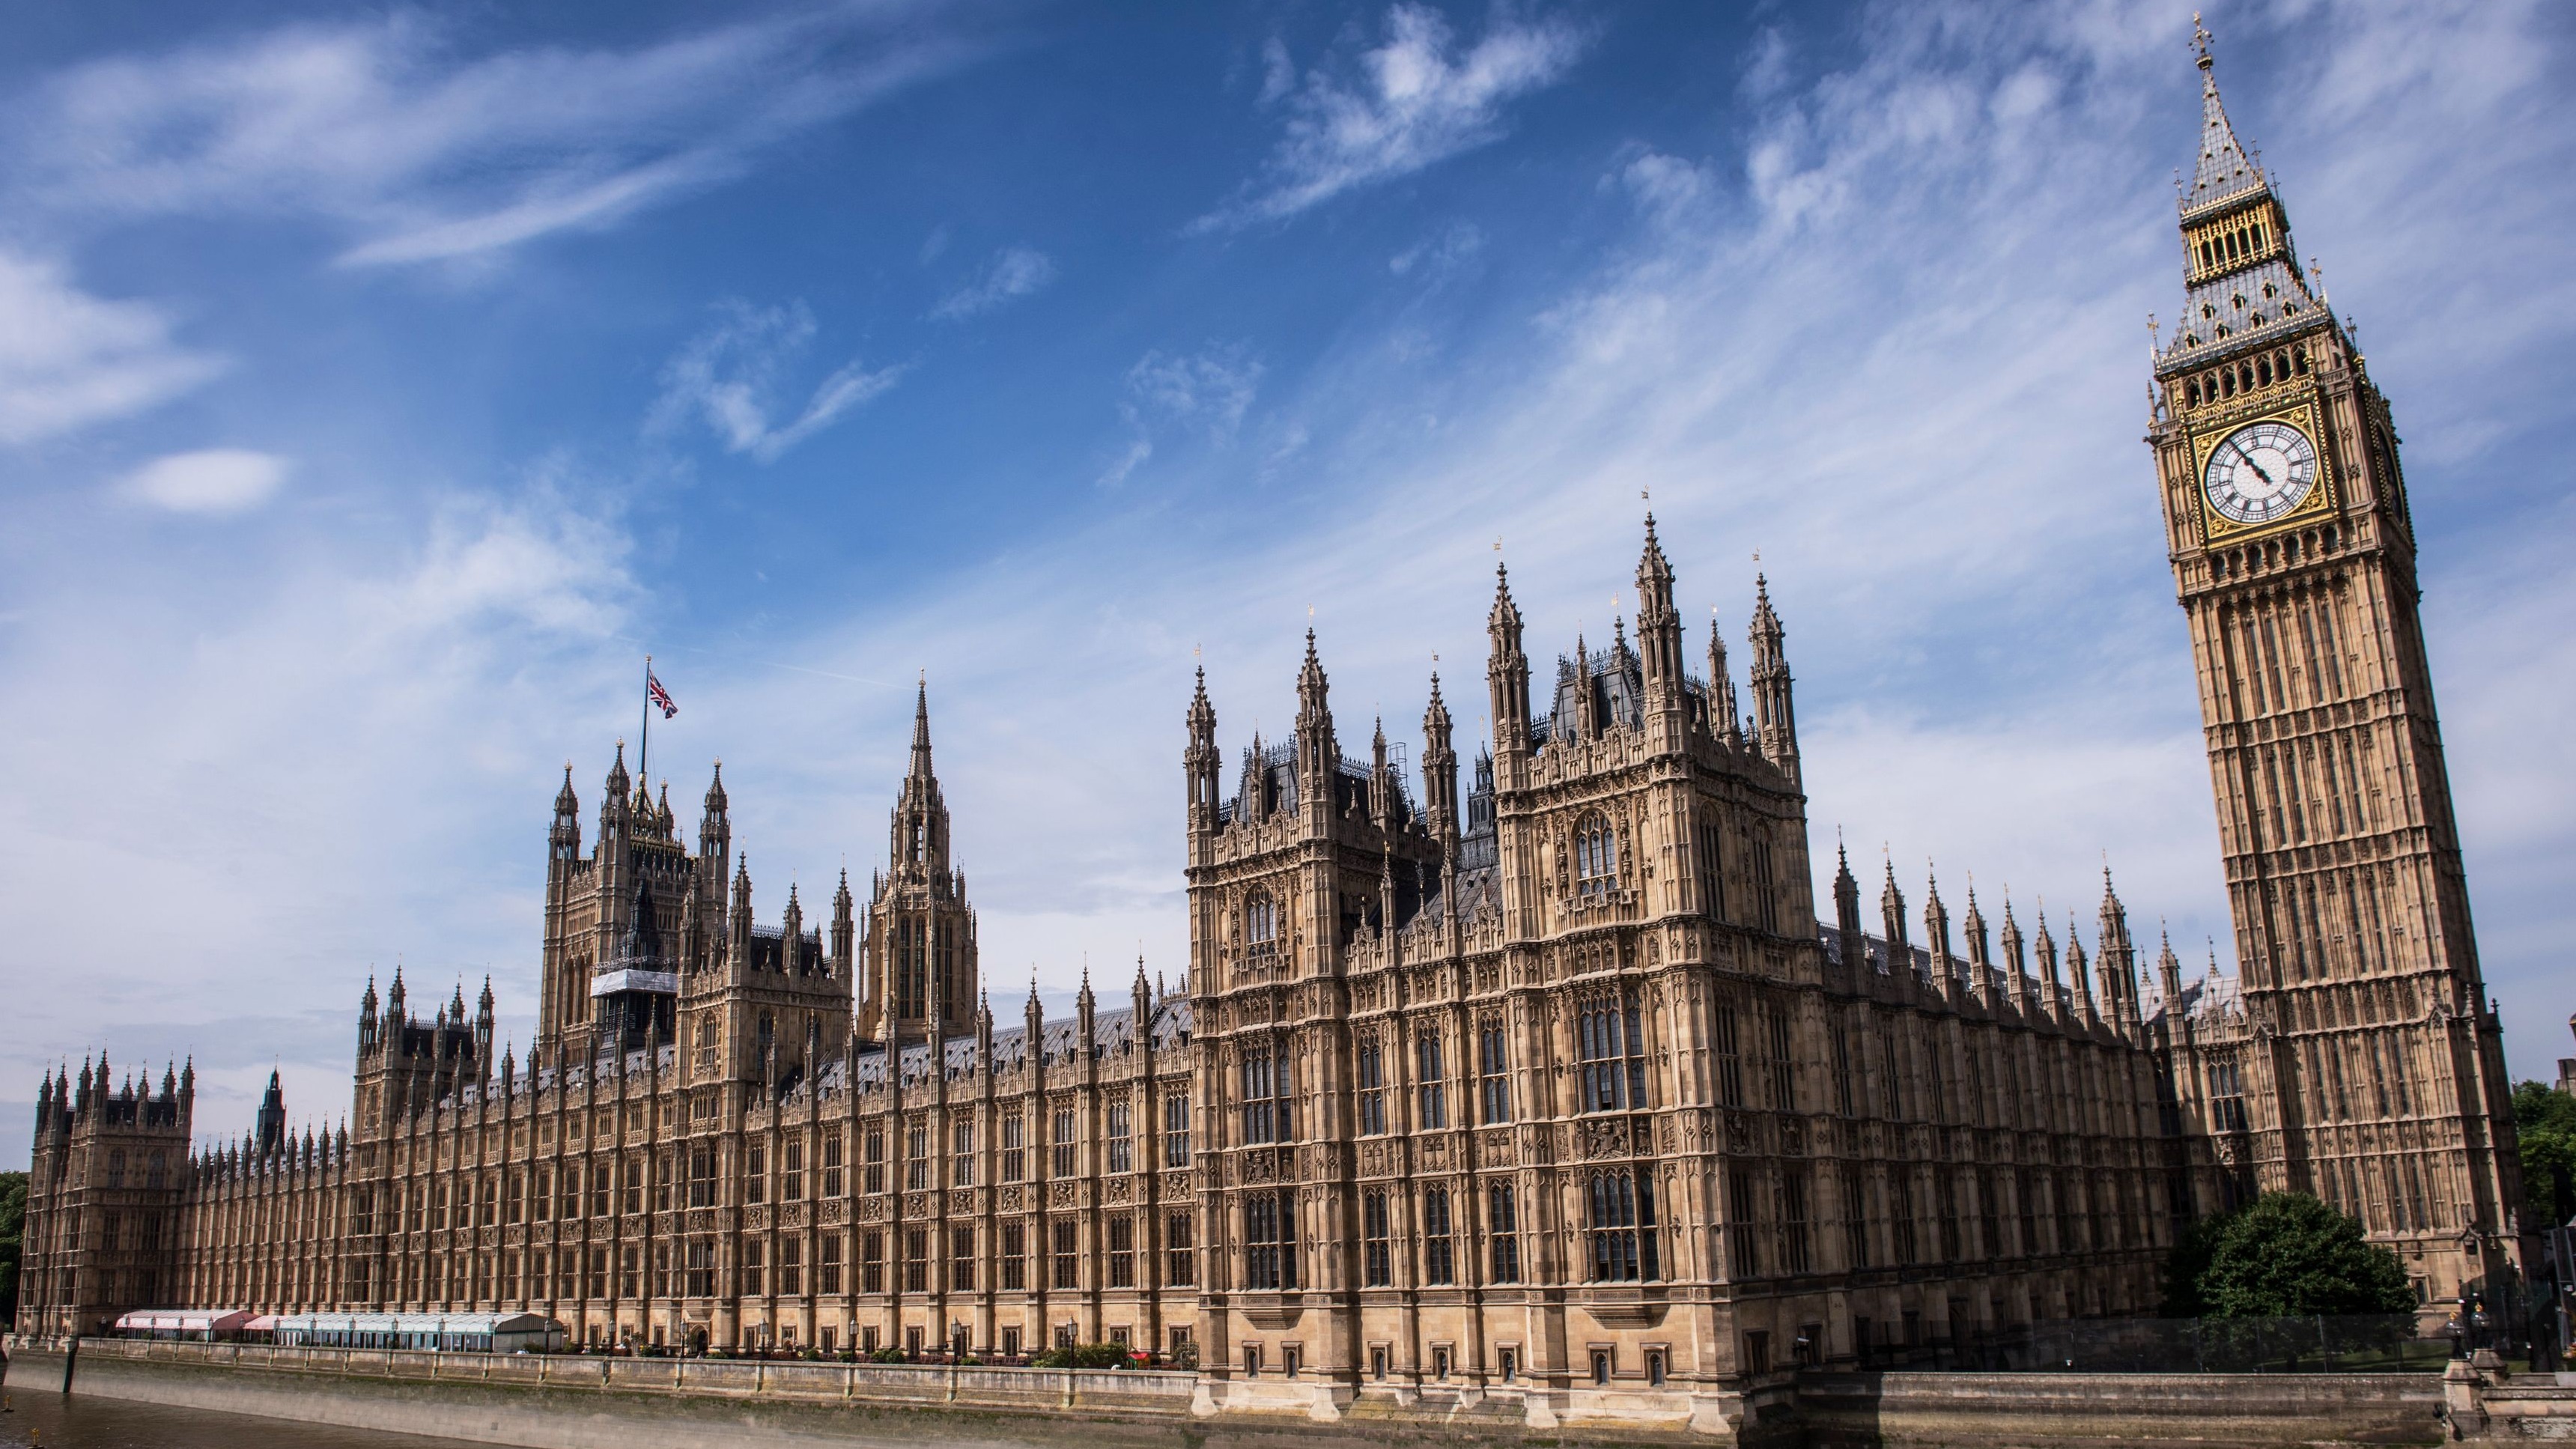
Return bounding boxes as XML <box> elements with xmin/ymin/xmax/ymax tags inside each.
<box><xmin>1423</xmin><ymin>1188</ymin><xmax>1455</xmax><ymax>1285</ymax></box>
<box><xmin>1164</xmin><ymin>1211</ymin><xmax>1195</xmax><ymax>1287</ymax></box>
<box><xmin>1415</xmin><ymin>1031</ymin><xmax>1447</xmax><ymax>1129</ymax></box>
<box><xmin>1242</xmin><ymin>1048</ymin><xmax>1289</xmax><ymax>1144</ymax></box>
<box><xmin>1362</xmin><ymin>1191</ymin><xmax>1392</xmax><ymax>1287</ymax></box>
<box><xmin>1107</xmin><ymin>1102</ymin><xmax>1132</xmax><ymax>1173</ymax></box>
<box><xmin>1051</xmin><ymin>1220</ymin><xmax>1078</xmax><ymax>1289</ymax></box>
<box><xmin>1245</xmin><ymin>893</ymin><xmax>1280</xmax><ymax>957</ymax></box>
<box><xmin>1589</xmin><ymin>1169</ymin><xmax>1659</xmax><ymax>1281</ymax></box>
<box><xmin>1477</xmin><ymin>1018</ymin><xmax>1510</xmax><ymax>1125</ymax></box>
<box><xmin>1163</xmin><ymin>1093</ymin><xmax>1191</xmax><ymax>1167</ymax></box>
<box><xmin>1578</xmin><ymin>991</ymin><xmax>1647</xmax><ymax>1112</ymax></box>
<box><xmin>1355</xmin><ymin>1035</ymin><xmax>1387</xmax><ymax>1135</ymax></box>
<box><xmin>1488</xmin><ymin>1185</ymin><xmax>1521</xmax><ymax>1283</ymax></box>
<box><xmin>1697</xmin><ymin>821</ymin><xmax>1726</xmax><ymax>922</ymax></box>
<box><xmin>1573</xmin><ymin>813</ymin><xmax>1618</xmax><ymax>896</ymax></box>
<box><xmin>1243</xmin><ymin>1191</ymin><xmax>1298</xmax><ymax>1290</ymax></box>
<box><xmin>1000</xmin><ymin>1223</ymin><xmax>1025</xmax><ymax>1290</ymax></box>
<box><xmin>1108</xmin><ymin>1215</ymin><xmax>1135</xmax><ymax>1288</ymax></box>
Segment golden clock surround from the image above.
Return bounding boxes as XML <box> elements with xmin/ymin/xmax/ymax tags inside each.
<box><xmin>2187</xmin><ymin>399</ymin><xmax>2336</xmax><ymax>544</ymax></box>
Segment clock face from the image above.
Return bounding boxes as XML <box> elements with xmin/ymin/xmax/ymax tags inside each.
<box><xmin>2203</xmin><ymin>419</ymin><xmax>2318</xmax><ymax>526</ymax></box>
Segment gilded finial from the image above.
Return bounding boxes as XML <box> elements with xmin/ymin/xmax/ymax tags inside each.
<box><xmin>2193</xmin><ymin>11</ymin><xmax>2213</xmax><ymax>70</ymax></box>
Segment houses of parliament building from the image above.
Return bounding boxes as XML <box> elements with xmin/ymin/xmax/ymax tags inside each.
<box><xmin>14</xmin><ymin>34</ymin><xmax>2527</xmax><ymax>1434</ymax></box>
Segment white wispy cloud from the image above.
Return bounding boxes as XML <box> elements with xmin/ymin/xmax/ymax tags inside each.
<box><xmin>648</xmin><ymin>300</ymin><xmax>902</xmax><ymax>463</ymax></box>
<box><xmin>10</xmin><ymin>7</ymin><xmax>982</xmax><ymax>269</ymax></box>
<box><xmin>118</xmin><ymin>449</ymin><xmax>291</xmax><ymax>514</ymax></box>
<box><xmin>1099</xmin><ymin>341</ymin><xmax>1265</xmax><ymax>486</ymax></box>
<box><xmin>1126</xmin><ymin>344</ymin><xmax>1263</xmax><ymax>437</ymax></box>
<box><xmin>1194</xmin><ymin>4</ymin><xmax>1588</xmax><ymax>231</ymax></box>
<box><xmin>932</xmin><ymin>246</ymin><xmax>1057</xmax><ymax>320</ymax></box>
<box><xmin>0</xmin><ymin>252</ymin><xmax>225</xmax><ymax>444</ymax></box>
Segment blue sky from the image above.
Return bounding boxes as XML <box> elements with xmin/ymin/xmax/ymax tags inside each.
<box><xmin>2</xmin><ymin>0</ymin><xmax>2570</xmax><ymax>1164</ymax></box>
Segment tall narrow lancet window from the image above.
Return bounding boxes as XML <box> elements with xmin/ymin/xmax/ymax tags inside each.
<box><xmin>1245</xmin><ymin>893</ymin><xmax>1280</xmax><ymax>959</ymax></box>
<box><xmin>1574</xmin><ymin>814</ymin><xmax>1618</xmax><ymax>896</ymax></box>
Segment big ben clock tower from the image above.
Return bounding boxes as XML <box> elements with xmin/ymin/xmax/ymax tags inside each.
<box><xmin>2147</xmin><ymin>21</ymin><xmax>2521</xmax><ymax>1300</ymax></box>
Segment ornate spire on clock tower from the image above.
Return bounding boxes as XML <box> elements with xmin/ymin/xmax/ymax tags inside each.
<box><xmin>2145</xmin><ymin>19</ymin><xmax>2521</xmax><ymax>1305</ymax></box>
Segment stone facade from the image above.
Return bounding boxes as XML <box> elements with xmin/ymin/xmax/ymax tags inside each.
<box><xmin>10</xmin><ymin>35</ymin><xmax>2527</xmax><ymax>1436</ymax></box>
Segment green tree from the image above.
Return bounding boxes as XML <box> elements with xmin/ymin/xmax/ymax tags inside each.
<box><xmin>0</xmin><ymin>1169</ymin><xmax>25</xmax><ymax>1325</ymax></box>
<box><xmin>2193</xmin><ymin>1191</ymin><xmax>2414</xmax><ymax>1318</ymax></box>
<box><xmin>2511</xmin><ymin>1081</ymin><xmax>2576</xmax><ymax>1228</ymax></box>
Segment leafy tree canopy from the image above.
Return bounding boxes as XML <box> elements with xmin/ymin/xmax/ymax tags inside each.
<box><xmin>0</xmin><ymin>1169</ymin><xmax>25</xmax><ymax>1322</ymax></box>
<box><xmin>2512</xmin><ymin>1081</ymin><xmax>2576</xmax><ymax>1228</ymax></box>
<box><xmin>2169</xmin><ymin>1191</ymin><xmax>2414</xmax><ymax>1319</ymax></box>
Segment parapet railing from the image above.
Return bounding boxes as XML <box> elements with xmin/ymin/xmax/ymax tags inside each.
<box><xmin>3</xmin><ymin>1334</ymin><xmax>1197</xmax><ymax>1414</ymax></box>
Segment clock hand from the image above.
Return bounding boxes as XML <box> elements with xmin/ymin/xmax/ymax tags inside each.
<box><xmin>2227</xmin><ymin>440</ymin><xmax>2276</xmax><ymax>488</ymax></box>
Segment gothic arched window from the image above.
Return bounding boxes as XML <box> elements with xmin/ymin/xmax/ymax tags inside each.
<box><xmin>1245</xmin><ymin>893</ymin><xmax>1280</xmax><ymax>956</ymax></box>
<box><xmin>1574</xmin><ymin>814</ymin><xmax>1618</xmax><ymax>896</ymax></box>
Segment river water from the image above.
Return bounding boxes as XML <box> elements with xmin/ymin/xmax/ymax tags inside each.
<box><xmin>0</xmin><ymin>1387</ymin><xmax>490</xmax><ymax>1449</ymax></box>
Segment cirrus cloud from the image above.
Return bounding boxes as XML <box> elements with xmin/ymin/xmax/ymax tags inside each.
<box><xmin>1193</xmin><ymin>4</ymin><xmax>1589</xmax><ymax>232</ymax></box>
<box><xmin>648</xmin><ymin>300</ymin><xmax>903</xmax><ymax>463</ymax></box>
<box><xmin>10</xmin><ymin>7</ymin><xmax>988</xmax><ymax>270</ymax></box>
<box><xmin>931</xmin><ymin>245</ymin><xmax>1058</xmax><ymax>320</ymax></box>
<box><xmin>0</xmin><ymin>252</ymin><xmax>225</xmax><ymax>445</ymax></box>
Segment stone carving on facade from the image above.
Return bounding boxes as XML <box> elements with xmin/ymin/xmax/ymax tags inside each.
<box><xmin>1580</xmin><ymin>1119</ymin><xmax>1629</xmax><ymax>1160</ymax></box>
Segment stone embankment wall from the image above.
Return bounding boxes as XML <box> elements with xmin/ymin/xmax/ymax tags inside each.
<box><xmin>1799</xmin><ymin>1369</ymin><xmax>2446</xmax><ymax>1447</ymax></box>
<box><xmin>16</xmin><ymin>1334</ymin><xmax>2564</xmax><ymax>1446</ymax></box>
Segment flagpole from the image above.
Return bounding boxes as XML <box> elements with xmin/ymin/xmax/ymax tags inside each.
<box><xmin>639</xmin><ymin>654</ymin><xmax>651</xmax><ymax>801</ymax></box>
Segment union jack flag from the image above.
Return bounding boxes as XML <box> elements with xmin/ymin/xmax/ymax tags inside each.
<box><xmin>647</xmin><ymin>672</ymin><xmax>677</xmax><ymax>719</ymax></box>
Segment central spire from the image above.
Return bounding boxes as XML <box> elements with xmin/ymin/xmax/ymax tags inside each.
<box><xmin>910</xmin><ymin>676</ymin><xmax>935</xmax><ymax>781</ymax></box>
<box><xmin>2184</xmin><ymin>14</ymin><xmax>2262</xmax><ymax>213</ymax></box>
<box><xmin>890</xmin><ymin>681</ymin><xmax>950</xmax><ymax>877</ymax></box>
